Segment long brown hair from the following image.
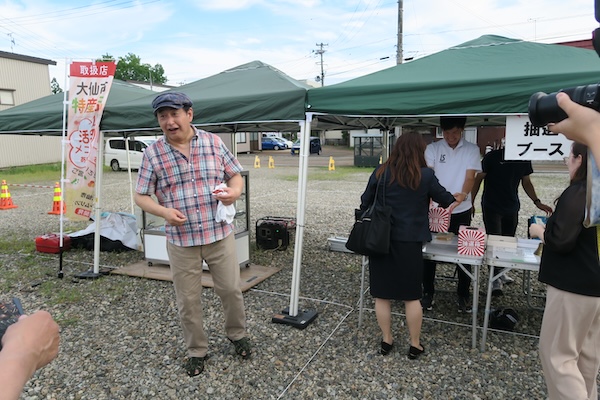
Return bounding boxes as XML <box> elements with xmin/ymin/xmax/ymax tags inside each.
<box><xmin>376</xmin><ymin>130</ymin><xmax>427</xmax><ymax>190</ymax></box>
<box><xmin>570</xmin><ymin>142</ymin><xmax>588</xmax><ymax>184</ymax></box>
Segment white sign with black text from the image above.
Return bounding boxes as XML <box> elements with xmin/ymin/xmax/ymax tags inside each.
<box><xmin>504</xmin><ymin>115</ymin><xmax>572</xmax><ymax>161</ymax></box>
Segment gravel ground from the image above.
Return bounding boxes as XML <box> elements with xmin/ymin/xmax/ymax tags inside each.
<box><xmin>0</xmin><ymin>148</ymin><xmax>596</xmax><ymax>399</ymax></box>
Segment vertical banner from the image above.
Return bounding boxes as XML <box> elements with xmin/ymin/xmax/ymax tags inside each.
<box><xmin>65</xmin><ymin>61</ymin><xmax>116</xmax><ymax>221</ymax></box>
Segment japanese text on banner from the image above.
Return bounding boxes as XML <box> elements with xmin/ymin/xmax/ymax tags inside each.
<box><xmin>65</xmin><ymin>61</ymin><xmax>116</xmax><ymax>221</ymax></box>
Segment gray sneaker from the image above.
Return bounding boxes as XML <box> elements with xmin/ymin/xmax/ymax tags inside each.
<box><xmin>499</xmin><ymin>273</ymin><xmax>514</xmax><ymax>284</ymax></box>
<box><xmin>421</xmin><ymin>293</ymin><xmax>434</xmax><ymax>311</ymax></box>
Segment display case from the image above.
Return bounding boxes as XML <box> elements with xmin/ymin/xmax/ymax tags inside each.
<box><xmin>141</xmin><ymin>170</ymin><xmax>250</xmax><ymax>268</ymax></box>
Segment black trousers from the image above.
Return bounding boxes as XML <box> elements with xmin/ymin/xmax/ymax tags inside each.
<box><xmin>482</xmin><ymin>208</ymin><xmax>519</xmax><ymax>236</ymax></box>
<box><xmin>423</xmin><ymin>209</ymin><xmax>472</xmax><ymax>298</ymax></box>
<box><xmin>482</xmin><ymin>207</ymin><xmax>519</xmax><ymax>278</ymax></box>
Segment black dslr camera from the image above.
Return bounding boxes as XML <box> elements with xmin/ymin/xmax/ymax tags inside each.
<box><xmin>528</xmin><ymin>1</ymin><xmax>600</xmax><ymax>127</ymax></box>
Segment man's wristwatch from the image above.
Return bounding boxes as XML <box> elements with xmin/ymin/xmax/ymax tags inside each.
<box><xmin>533</xmin><ymin>198</ymin><xmax>541</xmax><ymax>205</ymax></box>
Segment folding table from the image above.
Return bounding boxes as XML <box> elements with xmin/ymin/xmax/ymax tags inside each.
<box><xmin>481</xmin><ymin>239</ymin><xmax>541</xmax><ymax>351</ymax></box>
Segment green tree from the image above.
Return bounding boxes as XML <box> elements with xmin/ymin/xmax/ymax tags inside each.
<box><xmin>97</xmin><ymin>53</ymin><xmax>167</xmax><ymax>84</ymax></box>
<box><xmin>50</xmin><ymin>78</ymin><xmax>62</xmax><ymax>94</ymax></box>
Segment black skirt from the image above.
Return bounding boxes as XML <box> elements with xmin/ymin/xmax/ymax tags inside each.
<box><xmin>369</xmin><ymin>241</ymin><xmax>423</xmax><ymax>300</ymax></box>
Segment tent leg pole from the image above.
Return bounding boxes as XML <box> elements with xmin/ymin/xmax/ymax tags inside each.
<box><xmin>272</xmin><ymin>115</ymin><xmax>318</xmax><ymax>329</ymax></box>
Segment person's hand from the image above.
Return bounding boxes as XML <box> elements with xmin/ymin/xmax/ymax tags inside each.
<box><xmin>549</xmin><ymin>92</ymin><xmax>600</xmax><ymax>145</ymax></box>
<box><xmin>213</xmin><ymin>186</ymin><xmax>241</xmax><ymax>206</ymax></box>
<box><xmin>162</xmin><ymin>208</ymin><xmax>187</xmax><ymax>226</ymax></box>
<box><xmin>535</xmin><ymin>201</ymin><xmax>553</xmax><ymax>216</ymax></box>
<box><xmin>529</xmin><ymin>223</ymin><xmax>545</xmax><ymax>241</ymax></box>
<box><xmin>1</xmin><ymin>311</ymin><xmax>59</xmax><ymax>372</ymax></box>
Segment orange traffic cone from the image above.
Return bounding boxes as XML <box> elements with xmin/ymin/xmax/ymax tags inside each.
<box><xmin>0</xmin><ymin>180</ymin><xmax>18</xmax><ymax>210</ymax></box>
<box><xmin>48</xmin><ymin>182</ymin><xmax>65</xmax><ymax>215</ymax></box>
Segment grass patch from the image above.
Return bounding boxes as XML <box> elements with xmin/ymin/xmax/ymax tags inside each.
<box><xmin>39</xmin><ymin>281</ymin><xmax>83</xmax><ymax>305</ymax></box>
<box><xmin>0</xmin><ymin>163</ymin><xmax>63</xmax><ymax>184</ymax></box>
<box><xmin>0</xmin><ymin>162</ymin><xmax>112</xmax><ymax>184</ymax></box>
<box><xmin>0</xmin><ymin>238</ymin><xmax>35</xmax><ymax>253</ymax></box>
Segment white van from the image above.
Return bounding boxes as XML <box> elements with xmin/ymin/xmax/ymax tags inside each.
<box><xmin>104</xmin><ymin>138</ymin><xmax>149</xmax><ymax>171</ymax></box>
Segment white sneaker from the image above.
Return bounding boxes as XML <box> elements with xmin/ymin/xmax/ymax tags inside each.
<box><xmin>500</xmin><ymin>273</ymin><xmax>514</xmax><ymax>284</ymax></box>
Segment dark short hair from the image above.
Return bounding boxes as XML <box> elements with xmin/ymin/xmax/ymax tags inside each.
<box><xmin>440</xmin><ymin>116</ymin><xmax>467</xmax><ymax>131</ymax></box>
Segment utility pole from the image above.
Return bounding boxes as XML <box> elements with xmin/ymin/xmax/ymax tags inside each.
<box><xmin>314</xmin><ymin>43</ymin><xmax>328</xmax><ymax>86</ymax></box>
<box><xmin>396</xmin><ymin>0</ymin><xmax>403</xmax><ymax>64</ymax></box>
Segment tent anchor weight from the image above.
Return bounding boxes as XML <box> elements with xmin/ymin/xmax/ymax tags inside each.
<box><xmin>272</xmin><ymin>307</ymin><xmax>318</xmax><ymax>330</ymax></box>
<box><xmin>75</xmin><ymin>270</ymin><xmax>103</xmax><ymax>280</ymax></box>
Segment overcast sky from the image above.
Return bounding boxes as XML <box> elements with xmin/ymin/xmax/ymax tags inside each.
<box><xmin>0</xmin><ymin>0</ymin><xmax>597</xmax><ymax>87</ymax></box>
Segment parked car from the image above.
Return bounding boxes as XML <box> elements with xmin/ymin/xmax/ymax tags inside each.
<box><xmin>261</xmin><ymin>137</ymin><xmax>288</xmax><ymax>150</ymax></box>
<box><xmin>290</xmin><ymin>137</ymin><xmax>321</xmax><ymax>155</ymax></box>
<box><xmin>104</xmin><ymin>138</ymin><xmax>149</xmax><ymax>171</ymax></box>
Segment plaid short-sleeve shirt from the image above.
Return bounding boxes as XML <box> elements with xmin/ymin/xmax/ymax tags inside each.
<box><xmin>136</xmin><ymin>127</ymin><xmax>243</xmax><ymax>247</ymax></box>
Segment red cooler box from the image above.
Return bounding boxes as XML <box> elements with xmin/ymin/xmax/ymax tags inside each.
<box><xmin>457</xmin><ymin>226</ymin><xmax>486</xmax><ymax>257</ymax></box>
<box><xmin>35</xmin><ymin>233</ymin><xmax>71</xmax><ymax>254</ymax></box>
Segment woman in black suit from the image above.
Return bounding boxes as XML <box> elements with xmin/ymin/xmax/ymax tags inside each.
<box><xmin>359</xmin><ymin>131</ymin><xmax>456</xmax><ymax>359</ymax></box>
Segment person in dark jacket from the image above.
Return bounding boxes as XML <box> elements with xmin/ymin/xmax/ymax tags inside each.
<box><xmin>358</xmin><ymin>131</ymin><xmax>457</xmax><ymax>359</ymax></box>
<box><xmin>529</xmin><ymin>142</ymin><xmax>600</xmax><ymax>400</ymax></box>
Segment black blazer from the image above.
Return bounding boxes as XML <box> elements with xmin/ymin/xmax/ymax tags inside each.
<box><xmin>359</xmin><ymin>165</ymin><xmax>455</xmax><ymax>243</ymax></box>
<box><xmin>538</xmin><ymin>180</ymin><xmax>600</xmax><ymax>297</ymax></box>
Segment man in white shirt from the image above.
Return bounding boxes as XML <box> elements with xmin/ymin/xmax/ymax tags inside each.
<box><xmin>422</xmin><ymin>117</ymin><xmax>482</xmax><ymax>312</ymax></box>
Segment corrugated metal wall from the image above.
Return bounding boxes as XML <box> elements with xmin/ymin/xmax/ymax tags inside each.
<box><xmin>0</xmin><ymin>57</ymin><xmax>52</xmax><ymax>111</ymax></box>
<box><xmin>0</xmin><ymin>135</ymin><xmax>62</xmax><ymax>168</ymax></box>
<box><xmin>0</xmin><ymin>54</ymin><xmax>58</xmax><ymax>167</ymax></box>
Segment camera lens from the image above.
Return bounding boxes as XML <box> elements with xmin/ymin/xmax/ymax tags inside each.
<box><xmin>528</xmin><ymin>84</ymin><xmax>600</xmax><ymax>127</ymax></box>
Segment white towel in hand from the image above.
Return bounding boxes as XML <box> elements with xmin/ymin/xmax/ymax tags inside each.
<box><xmin>213</xmin><ymin>183</ymin><xmax>236</xmax><ymax>224</ymax></box>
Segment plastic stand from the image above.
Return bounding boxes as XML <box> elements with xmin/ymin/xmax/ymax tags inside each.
<box><xmin>272</xmin><ymin>307</ymin><xmax>318</xmax><ymax>330</ymax></box>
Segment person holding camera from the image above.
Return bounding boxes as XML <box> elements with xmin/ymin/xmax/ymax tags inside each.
<box><xmin>0</xmin><ymin>311</ymin><xmax>60</xmax><ymax>400</ymax></box>
<box><xmin>529</xmin><ymin>141</ymin><xmax>600</xmax><ymax>400</ymax></box>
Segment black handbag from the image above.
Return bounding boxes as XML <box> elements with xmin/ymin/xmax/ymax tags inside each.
<box><xmin>345</xmin><ymin>169</ymin><xmax>392</xmax><ymax>256</ymax></box>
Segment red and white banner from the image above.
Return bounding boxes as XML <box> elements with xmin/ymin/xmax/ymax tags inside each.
<box><xmin>65</xmin><ymin>61</ymin><xmax>116</xmax><ymax>221</ymax></box>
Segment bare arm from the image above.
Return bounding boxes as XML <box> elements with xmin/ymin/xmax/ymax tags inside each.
<box><xmin>0</xmin><ymin>311</ymin><xmax>60</xmax><ymax>400</ymax></box>
<box><xmin>470</xmin><ymin>172</ymin><xmax>486</xmax><ymax>213</ymax></box>
<box><xmin>521</xmin><ymin>175</ymin><xmax>553</xmax><ymax>215</ymax></box>
<box><xmin>134</xmin><ymin>193</ymin><xmax>187</xmax><ymax>227</ymax></box>
<box><xmin>454</xmin><ymin>169</ymin><xmax>477</xmax><ymax>205</ymax></box>
<box><xmin>213</xmin><ymin>173</ymin><xmax>243</xmax><ymax>206</ymax></box>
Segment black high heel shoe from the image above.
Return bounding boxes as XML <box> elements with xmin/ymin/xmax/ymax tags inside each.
<box><xmin>407</xmin><ymin>345</ymin><xmax>425</xmax><ymax>359</ymax></box>
<box><xmin>380</xmin><ymin>341</ymin><xmax>394</xmax><ymax>356</ymax></box>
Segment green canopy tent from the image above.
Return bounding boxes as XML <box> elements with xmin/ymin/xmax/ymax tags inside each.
<box><xmin>100</xmin><ymin>60</ymin><xmax>312</xmax><ymax>133</ymax></box>
<box><xmin>307</xmin><ymin>35</ymin><xmax>600</xmax><ymax>129</ymax></box>
<box><xmin>0</xmin><ymin>79</ymin><xmax>154</xmax><ymax>134</ymax></box>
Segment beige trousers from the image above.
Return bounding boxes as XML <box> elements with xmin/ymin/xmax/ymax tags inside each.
<box><xmin>167</xmin><ymin>233</ymin><xmax>247</xmax><ymax>358</ymax></box>
<box><xmin>539</xmin><ymin>285</ymin><xmax>600</xmax><ymax>400</ymax></box>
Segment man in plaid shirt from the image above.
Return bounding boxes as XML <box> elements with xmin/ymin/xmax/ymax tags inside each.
<box><xmin>134</xmin><ymin>92</ymin><xmax>250</xmax><ymax>377</ymax></box>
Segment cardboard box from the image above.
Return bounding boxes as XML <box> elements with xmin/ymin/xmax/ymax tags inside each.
<box><xmin>429</xmin><ymin>207</ymin><xmax>450</xmax><ymax>233</ymax></box>
<box><xmin>458</xmin><ymin>226</ymin><xmax>486</xmax><ymax>257</ymax></box>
